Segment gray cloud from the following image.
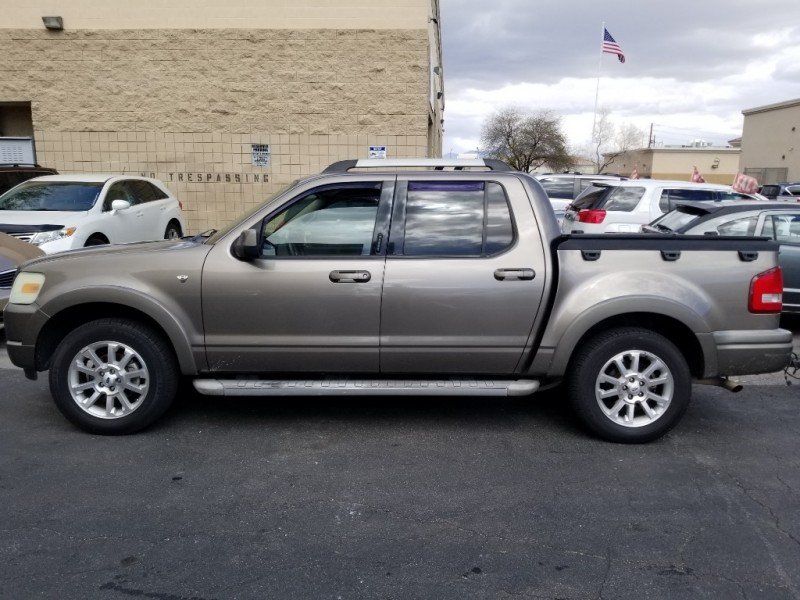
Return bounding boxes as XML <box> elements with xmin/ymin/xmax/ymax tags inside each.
<box><xmin>440</xmin><ymin>0</ymin><xmax>800</xmax><ymax>151</ymax></box>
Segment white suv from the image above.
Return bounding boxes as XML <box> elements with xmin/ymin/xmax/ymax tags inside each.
<box><xmin>561</xmin><ymin>180</ymin><xmax>761</xmax><ymax>234</ymax></box>
<box><xmin>0</xmin><ymin>174</ymin><xmax>186</xmax><ymax>253</ymax></box>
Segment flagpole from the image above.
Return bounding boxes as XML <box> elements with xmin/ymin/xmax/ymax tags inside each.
<box><xmin>591</xmin><ymin>21</ymin><xmax>604</xmax><ymax>142</ymax></box>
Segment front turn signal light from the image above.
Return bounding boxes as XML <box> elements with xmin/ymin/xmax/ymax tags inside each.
<box><xmin>9</xmin><ymin>273</ymin><xmax>46</xmax><ymax>305</ymax></box>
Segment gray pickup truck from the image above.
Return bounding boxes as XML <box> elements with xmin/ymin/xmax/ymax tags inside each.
<box><xmin>3</xmin><ymin>159</ymin><xmax>793</xmax><ymax>442</ymax></box>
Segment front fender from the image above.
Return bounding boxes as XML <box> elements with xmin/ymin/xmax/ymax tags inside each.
<box><xmin>37</xmin><ymin>286</ymin><xmax>201</xmax><ymax>374</ymax></box>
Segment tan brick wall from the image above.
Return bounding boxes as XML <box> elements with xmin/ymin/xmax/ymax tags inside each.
<box><xmin>0</xmin><ymin>28</ymin><xmax>437</xmax><ymax>232</ymax></box>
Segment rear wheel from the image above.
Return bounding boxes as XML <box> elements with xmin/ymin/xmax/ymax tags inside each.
<box><xmin>567</xmin><ymin>327</ymin><xmax>691</xmax><ymax>443</ymax></box>
<box><xmin>48</xmin><ymin>318</ymin><xmax>179</xmax><ymax>434</ymax></box>
<box><xmin>164</xmin><ymin>221</ymin><xmax>182</xmax><ymax>240</ymax></box>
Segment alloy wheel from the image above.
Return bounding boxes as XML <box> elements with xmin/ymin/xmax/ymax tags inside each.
<box><xmin>595</xmin><ymin>349</ymin><xmax>674</xmax><ymax>428</ymax></box>
<box><xmin>67</xmin><ymin>341</ymin><xmax>150</xmax><ymax>419</ymax></box>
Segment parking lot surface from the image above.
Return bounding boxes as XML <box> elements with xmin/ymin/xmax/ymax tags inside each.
<box><xmin>1</xmin><ymin>339</ymin><xmax>800</xmax><ymax>600</ymax></box>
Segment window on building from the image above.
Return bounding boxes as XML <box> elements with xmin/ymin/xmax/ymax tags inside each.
<box><xmin>0</xmin><ymin>102</ymin><xmax>33</xmax><ymax>138</ymax></box>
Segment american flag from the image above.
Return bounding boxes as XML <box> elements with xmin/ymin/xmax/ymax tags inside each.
<box><xmin>602</xmin><ymin>28</ymin><xmax>626</xmax><ymax>63</ymax></box>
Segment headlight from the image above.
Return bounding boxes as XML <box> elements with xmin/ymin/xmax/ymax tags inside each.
<box><xmin>9</xmin><ymin>273</ymin><xmax>46</xmax><ymax>305</ymax></box>
<box><xmin>30</xmin><ymin>227</ymin><xmax>76</xmax><ymax>246</ymax></box>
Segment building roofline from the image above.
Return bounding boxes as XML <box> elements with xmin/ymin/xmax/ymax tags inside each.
<box><xmin>742</xmin><ymin>97</ymin><xmax>800</xmax><ymax>116</ymax></box>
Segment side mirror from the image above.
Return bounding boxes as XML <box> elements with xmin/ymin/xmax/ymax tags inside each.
<box><xmin>232</xmin><ymin>227</ymin><xmax>261</xmax><ymax>260</ymax></box>
<box><xmin>110</xmin><ymin>199</ymin><xmax>131</xmax><ymax>212</ymax></box>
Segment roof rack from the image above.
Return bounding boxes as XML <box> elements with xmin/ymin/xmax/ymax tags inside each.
<box><xmin>322</xmin><ymin>158</ymin><xmax>515</xmax><ymax>173</ymax></box>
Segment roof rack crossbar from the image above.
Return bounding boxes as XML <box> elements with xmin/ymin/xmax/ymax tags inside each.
<box><xmin>322</xmin><ymin>158</ymin><xmax>514</xmax><ymax>173</ymax></box>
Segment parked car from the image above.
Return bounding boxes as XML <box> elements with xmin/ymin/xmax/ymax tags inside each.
<box><xmin>0</xmin><ymin>164</ymin><xmax>57</xmax><ymax>195</ymax></box>
<box><xmin>759</xmin><ymin>183</ymin><xmax>800</xmax><ymax>201</ymax></box>
<box><xmin>561</xmin><ymin>180</ymin><xmax>762</xmax><ymax>234</ymax></box>
<box><xmin>535</xmin><ymin>173</ymin><xmax>626</xmax><ymax>221</ymax></box>
<box><xmin>3</xmin><ymin>159</ymin><xmax>791</xmax><ymax>443</ymax></box>
<box><xmin>0</xmin><ymin>174</ymin><xmax>186</xmax><ymax>253</ymax></box>
<box><xmin>645</xmin><ymin>201</ymin><xmax>800</xmax><ymax>313</ymax></box>
<box><xmin>0</xmin><ymin>232</ymin><xmax>44</xmax><ymax>324</ymax></box>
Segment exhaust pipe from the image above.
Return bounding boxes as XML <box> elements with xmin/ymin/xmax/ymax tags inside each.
<box><xmin>695</xmin><ymin>377</ymin><xmax>743</xmax><ymax>393</ymax></box>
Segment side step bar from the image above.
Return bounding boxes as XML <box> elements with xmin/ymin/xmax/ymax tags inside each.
<box><xmin>193</xmin><ymin>378</ymin><xmax>540</xmax><ymax>398</ymax></box>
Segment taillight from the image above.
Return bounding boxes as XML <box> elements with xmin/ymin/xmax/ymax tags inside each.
<box><xmin>577</xmin><ymin>209</ymin><xmax>606</xmax><ymax>224</ymax></box>
<box><xmin>749</xmin><ymin>267</ymin><xmax>783</xmax><ymax>313</ymax></box>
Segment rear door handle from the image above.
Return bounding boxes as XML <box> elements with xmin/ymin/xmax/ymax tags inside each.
<box><xmin>329</xmin><ymin>270</ymin><xmax>371</xmax><ymax>283</ymax></box>
<box><xmin>494</xmin><ymin>268</ymin><xmax>535</xmax><ymax>281</ymax></box>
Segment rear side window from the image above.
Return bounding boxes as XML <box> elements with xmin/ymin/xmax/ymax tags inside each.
<box><xmin>769</xmin><ymin>213</ymin><xmax>800</xmax><ymax>243</ymax></box>
<box><xmin>402</xmin><ymin>181</ymin><xmax>514</xmax><ymax>257</ymax></box>
<box><xmin>127</xmin><ymin>180</ymin><xmax>168</xmax><ymax>203</ymax></box>
<box><xmin>539</xmin><ymin>177</ymin><xmax>574</xmax><ymax>199</ymax></box>
<box><xmin>602</xmin><ymin>186</ymin><xmax>645</xmax><ymax>212</ymax></box>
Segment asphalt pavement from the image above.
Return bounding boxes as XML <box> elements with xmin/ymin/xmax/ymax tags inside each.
<box><xmin>1</xmin><ymin>334</ymin><xmax>800</xmax><ymax>599</ymax></box>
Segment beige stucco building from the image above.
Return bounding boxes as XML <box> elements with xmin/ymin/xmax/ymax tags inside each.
<box><xmin>607</xmin><ymin>147</ymin><xmax>741</xmax><ymax>184</ymax></box>
<box><xmin>0</xmin><ymin>1</ymin><xmax>444</xmax><ymax>232</ymax></box>
<box><xmin>741</xmin><ymin>98</ymin><xmax>800</xmax><ymax>184</ymax></box>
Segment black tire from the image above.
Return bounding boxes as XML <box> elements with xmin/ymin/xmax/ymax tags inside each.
<box><xmin>566</xmin><ymin>327</ymin><xmax>691</xmax><ymax>443</ymax></box>
<box><xmin>48</xmin><ymin>318</ymin><xmax>179</xmax><ymax>434</ymax></box>
<box><xmin>164</xmin><ymin>222</ymin><xmax>182</xmax><ymax>240</ymax></box>
<box><xmin>84</xmin><ymin>234</ymin><xmax>109</xmax><ymax>247</ymax></box>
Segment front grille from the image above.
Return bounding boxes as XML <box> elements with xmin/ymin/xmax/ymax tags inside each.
<box><xmin>8</xmin><ymin>233</ymin><xmax>34</xmax><ymax>243</ymax></box>
<box><xmin>0</xmin><ymin>269</ymin><xmax>17</xmax><ymax>289</ymax></box>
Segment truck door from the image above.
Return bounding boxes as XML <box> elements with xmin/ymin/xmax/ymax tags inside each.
<box><xmin>201</xmin><ymin>179</ymin><xmax>394</xmax><ymax>373</ymax></box>
<box><xmin>379</xmin><ymin>175</ymin><xmax>547</xmax><ymax>374</ymax></box>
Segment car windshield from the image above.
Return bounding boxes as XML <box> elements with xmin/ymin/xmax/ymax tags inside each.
<box><xmin>570</xmin><ymin>186</ymin><xmax>609</xmax><ymax>210</ymax></box>
<box><xmin>654</xmin><ymin>206</ymin><xmax>708</xmax><ymax>232</ymax></box>
<box><xmin>0</xmin><ymin>181</ymin><xmax>103</xmax><ymax>211</ymax></box>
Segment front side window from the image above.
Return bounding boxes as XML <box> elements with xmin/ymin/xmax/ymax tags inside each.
<box><xmin>603</xmin><ymin>186</ymin><xmax>645</xmax><ymax>212</ymax></box>
<box><xmin>718</xmin><ymin>191</ymin><xmax>755</xmax><ymax>201</ymax></box>
<box><xmin>103</xmin><ymin>181</ymin><xmax>136</xmax><ymax>211</ymax></box>
<box><xmin>260</xmin><ymin>183</ymin><xmax>381</xmax><ymax>257</ymax></box>
<box><xmin>402</xmin><ymin>181</ymin><xmax>514</xmax><ymax>257</ymax></box>
<box><xmin>0</xmin><ymin>181</ymin><xmax>103</xmax><ymax>212</ymax></box>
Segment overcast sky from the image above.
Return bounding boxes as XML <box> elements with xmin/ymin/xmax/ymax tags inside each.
<box><xmin>440</xmin><ymin>0</ymin><xmax>800</xmax><ymax>155</ymax></box>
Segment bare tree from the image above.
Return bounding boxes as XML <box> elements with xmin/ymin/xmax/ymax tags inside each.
<box><xmin>481</xmin><ymin>107</ymin><xmax>572</xmax><ymax>172</ymax></box>
<box><xmin>589</xmin><ymin>108</ymin><xmax>646</xmax><ymax>173</ymax></box>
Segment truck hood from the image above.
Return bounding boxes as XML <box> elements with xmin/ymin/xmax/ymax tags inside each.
<box><xmin>0</xmin><ymin>210</ymin><xmax>89</xmax><ymax>230</ymax></box>
<box><xmin>21</xmin><ymin>238</ymin><xmax>209</xmax><ymax>270</ymax></box>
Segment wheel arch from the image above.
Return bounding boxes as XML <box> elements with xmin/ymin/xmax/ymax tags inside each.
<box><xmin>543</xmin><ymin>304</ymin><xmax>715</xmax><ymax>380</ymax></box>
<box><xmin>35</xmin><ymin>293</ymin><xmax>200</xmax><ymax>375</ymax></box>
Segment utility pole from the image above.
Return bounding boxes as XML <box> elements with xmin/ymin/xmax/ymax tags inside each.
<box><xmin>648</xmin><ymin>123</ymin><xmax>654</xmax><ymax>148</ymax></box>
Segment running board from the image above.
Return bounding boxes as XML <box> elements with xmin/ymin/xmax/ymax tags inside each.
<box><xmin>193</xmin><ymin>378</ymin><xmax>540</xmax><ymax>397</ymax></box>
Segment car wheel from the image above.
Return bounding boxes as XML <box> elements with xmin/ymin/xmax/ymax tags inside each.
<box><xmin>164</xmin><ymin>222</ymin><xmax>182</xmax><ymax>240</ymax></box>
<box><xmin>48</xmin><ymin>318</ymin><xmax>179</xmax><ymax>434</ymax></box>
<box><xmin>567</xmin><ymin>327</ymin><xmax>691</xmax><ymax>443</ymax></box>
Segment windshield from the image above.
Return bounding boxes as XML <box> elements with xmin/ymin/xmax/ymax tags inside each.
<box><xmin>0</xmin><ymin>181</ymin><xmax>103</xmax><ymax>212</ymax></box>
<box><xmin>654</xmin><ymin>207</ymin><xmax>708</xmax><ymax>232</ymax></box>
<box><xmin>570</xmin><ymin>186</ymin><xmax>609</xmax><ymax>210</ymax></box>
<box><xmin>205</xmin><ymin>181</ymin><xmax>300</xmax><ymax>244</ymax></box>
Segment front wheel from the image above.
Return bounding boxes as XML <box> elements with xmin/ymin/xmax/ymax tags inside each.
<box><xmin>48</xmin><ymin>318</ymin><xmax>179</xmax><ymax>434</ymax></box>
<box><xmin>567</xmin><ymin>327</ymin><xmax>691</xmax><ymax>443</ymax></box>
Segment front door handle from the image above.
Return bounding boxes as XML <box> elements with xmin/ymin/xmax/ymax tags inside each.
<box><xmin>329</xmin><ymin>270</ymin><xmax>371</xmax><ymax>283</ymax></box>
<box><xmin>494</xmin><ymin>268</ymin><xmax>535</xmax><ymax>281</ymax></box>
